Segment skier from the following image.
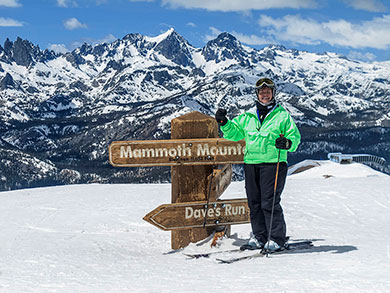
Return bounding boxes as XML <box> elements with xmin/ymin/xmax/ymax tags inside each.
<box><xmin>215</xmin><ymin>77</ymin><xmax>301</xmax><ymax>251</ymax></box>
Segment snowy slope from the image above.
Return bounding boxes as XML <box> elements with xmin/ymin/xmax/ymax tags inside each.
<box><xmin>0</xmin><ymin>161</ymin><xmax>389</xmax><ymax>292</ymax></box>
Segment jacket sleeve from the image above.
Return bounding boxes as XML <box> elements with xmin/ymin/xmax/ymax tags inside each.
<box><xmin>220</xmin><ymin>114</ymin><xmax>246</xmax><ymax>142</ymax></box>
<box><xmin>284</xmin><ymin>114</ymin><xmax>301</xmax><ymax>152</ymax></box>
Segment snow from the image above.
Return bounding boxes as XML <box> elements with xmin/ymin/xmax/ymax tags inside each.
<box><xmin>202</xmin><ymin>59</ymin><xmax>237</xmax><ymax>76</ymax></box>
<box><xmin>0</xmin><ymin>161</ymin><xmax>389</xmax><ymax>291</ymax></box>
<box><xmin>289</xmin><ymin>160</ymin><xmax>387</xmax><ymax>178</ymax></box>
<box><xmin>144</xmin><ymin>28</ymin><xmax>175</xmax><ymax>44</ymax></box>
<box><xmin>4</xmin><ymin>107</ymin><xmax>29</xmax><ymax>122</ymax></box>
<box><xmin>191</xmin><ymin>50</ymin><xmax>206</xmax><ymax>68</ymax></box>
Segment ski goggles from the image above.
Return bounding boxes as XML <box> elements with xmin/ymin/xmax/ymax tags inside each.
<box><xmin>255</xmin><ymin>78</ymin><xmax>275</xmax><ymax>89</ymax></box>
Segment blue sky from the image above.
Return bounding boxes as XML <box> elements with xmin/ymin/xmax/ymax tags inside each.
<box><xmin>1</xmin><ymin>0</ymin><xmax>390</xmax><ymax>62</ymax></box>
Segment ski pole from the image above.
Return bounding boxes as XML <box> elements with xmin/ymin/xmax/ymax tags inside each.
<box><xmin>265</xmin><ymin>134</ymin><xmax>283</xmax><ymax>257</ymax></box>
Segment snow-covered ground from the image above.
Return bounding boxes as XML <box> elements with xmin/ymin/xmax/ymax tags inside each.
<box><xmin>0</xmin><ymin>161</ymin><xmax>389</xmax><ymax>292</ymax></box>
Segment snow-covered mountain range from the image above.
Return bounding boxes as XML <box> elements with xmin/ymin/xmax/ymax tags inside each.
<box><xmin>1</xmin><ymin>28</ymin><xmax>389</xmax><ymax>190</ymax></box>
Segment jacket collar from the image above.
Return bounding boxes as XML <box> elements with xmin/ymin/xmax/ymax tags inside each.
<box><xmin>248</xmin><ymin>103</ymin><xmax>279</xmax><ymax>116</ymax></box>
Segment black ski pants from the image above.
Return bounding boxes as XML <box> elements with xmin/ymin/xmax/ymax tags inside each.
<box><xmin>244</xmin><ymin>162</ymin><xmax>288</xmax><ymax>246</ymax></box>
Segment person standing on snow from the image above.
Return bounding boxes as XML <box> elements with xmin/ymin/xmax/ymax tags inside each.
<box><xmin>215</xmin><ymin>77</ymin><xmax>301</xmax><ymax>251</ymax></box>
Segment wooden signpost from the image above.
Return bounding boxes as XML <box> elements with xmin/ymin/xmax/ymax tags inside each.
<box><xmin>109</xmin><ymin>111</ymin><xmax>248</xmax><ymax>249</ymax></box>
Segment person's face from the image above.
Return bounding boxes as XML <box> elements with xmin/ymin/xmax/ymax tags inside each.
<box><xmin>257</xmin><ymin>87</ymin><xmax>273</xmax><ymax>104</ymax></box>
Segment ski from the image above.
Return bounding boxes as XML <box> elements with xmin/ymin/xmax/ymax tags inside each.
<box><xmin>183</xmin><ymin>248</ymin><xmax>242</xmax><ymax>259</ymax></box>
<box><xmin>216</xmin><ymin>241</ymin><xmax>313</xmax><ymax>264</ymax></box>
<box><xmin>183</xmin><ymin>238</ymin><xmax>306</xmax><ymax>259</ymax></box>
<box><xmin>183</xmin><ymin>242</ymin><xmax>274</xmax><ymax>258</ymax></box>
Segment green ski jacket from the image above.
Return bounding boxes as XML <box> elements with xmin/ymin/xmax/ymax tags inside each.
<box><xmin>220</xmin><ymin>105</ymin><xmax>301</xmax><ymax>164</ymax></box>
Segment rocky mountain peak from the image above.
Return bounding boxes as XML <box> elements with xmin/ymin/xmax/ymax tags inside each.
<box><xmin>0</xmin><ymin>37</ymin><xmax>57</xmax><ymax>67</ymax></box>
<box><xmin>266</xmin><ymin>44</ymin><xmax>287</xmax><ymax>51</ymax></box>
<box><xmin>3</xmin><ymin>38</ymin><xmax>13</xmax><ymax>54</ymax></box>
<box><xmin>11</xmin><ymin>37</ymin><xmax>36</xmax><ymax>66</ymax></box>
<box><xmin>202</xmin><ymin>32</ymin><xmax>248</xmax><ymax>65</ymax></box>
<box><xmin>153</xmin><ymin>28</ymin><xmax>194</xmax><ymax>67</ymax></box>
<box><xmin>78</xmin><ymin>43</ymin><xmax>94</xmax><ymax>56</ymax></box>
<box><xmin>213</xmin><ymin>32</ymin><xmax>239</xmax><ymax>45</ymax></box>
<box><xmin>203</xmin><ymin>32</ymin><xmax>241</xmax><ymax>53</ymax></box>
<box><xmin>122</xmin><ymin>32</ymin><xmax>143</xmax><ymax>42</ymax></box>
<box><xmin>0</xmin><ymin>72</ymin><xmax>16</xmax><ymax>90</ymax></box>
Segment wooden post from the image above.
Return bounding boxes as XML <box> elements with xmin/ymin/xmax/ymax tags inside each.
<box><xmin>170</xmin><ymin>111</ymin><xmax>229</xmax><ymax>249</ymax></box>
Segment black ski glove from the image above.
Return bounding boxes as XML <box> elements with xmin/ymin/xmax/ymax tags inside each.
<box><xmin>215</xmin><ymin>108</ymin><xmax>228</xmax><ymax>126</ymax></box>
<box><xmin>275</xmin><ymin>136</ymin><xmax>292</xmax><ymax>150</ymax></box>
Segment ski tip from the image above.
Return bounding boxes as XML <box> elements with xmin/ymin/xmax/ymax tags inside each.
<box><xmin>183</xmin><ymin>253</ymin><xmax>209</xmax><ymax>259</ymax></box>
<box><xmin>163</xmin><ymin>248</ymin><xmax>183</xmax><ymax>255</ymax></box>
<box><xmin>216</xmin><ymin>258</ymin><xmax>233</xmax><ymax>264</ymax></box>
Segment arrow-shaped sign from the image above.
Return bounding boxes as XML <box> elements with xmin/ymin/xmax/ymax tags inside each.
<box><xmin>143</xmin><ymin>198</ymin><xmax>250</xmax><ymax>231</ymax></box>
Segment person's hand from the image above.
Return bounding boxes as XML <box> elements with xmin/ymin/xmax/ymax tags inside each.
<box><xmin>275</xmin><ymin>136</ymin><xmax>292</xmax><ymax>150</ymax></box>
<box><xmin>215</xmin><ymin>109</ymin><xmax>228</xmax><ymax>126</ymax></box>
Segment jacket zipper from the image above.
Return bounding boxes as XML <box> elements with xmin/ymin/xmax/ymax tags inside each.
<box><xmin>256</xmin><ymin>104</ymin><xmax>278</xmax><ymax>130</ymax></box>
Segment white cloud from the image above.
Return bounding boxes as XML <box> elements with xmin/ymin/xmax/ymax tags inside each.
<box><xmin>238</xmin><ymin>10</ymin><xmax>254</xmax><ymax>19</ymax></box>
<box><xmin>204</xmin><ymin>27</ymin><xmax>223</xmax><ymax>41</ymax></box>
<box><xmin>48</xmin><ymin>44</ymin><xmax>68</xmax><ymax>54</ymax></box>
<box><xmin>57</xmin><ymin>0</ymin><xmax>67</xmax><ymax>6</ymax></box>
<box><xmin>342</xmin><ymin>0</ymin><xmax>387</xmax><ymax>12</ymax></box>
<box><xmin>68</xmin><ymin>34</ymin><xmax>117</xmax><ymax>50</ymax></box>
<box><xmin>63</xmin><ymin>18</ymin><xmax>88</xmax><ymax>30</ymax></box>
<box><xmin>0</xmin><ymin>0</ymin><xmax>21</xmax><ymax>7</ymax></box>
<box><xmin>257</xmin><ymin>14</ymin><xmax>390</xmax><ymax>49</ymax></box>
<box><xmin>57</xmin><ymin>0</ymin><xmax>78</xmax><ymax>7</ymax></box>
<box><xmin>161</xmin><ymin>0</ymin><xmax>318</xmax><ymax>11</ymax></box>
<box><xmin>159</xmin><ymin>22</ymin><xmax>173</xmax><ymax>29</ymax></box>
<box><xmin>96</xmin><ymin>34</ymin><xmax>116</xmax><ymax>44</ymax></box>
<box><xmin>347</xmin><ymin>51</ymin><xmax>377</xmax><ymax>62</ymax></box>
<box><xmin>230</xmin><ymin>31</ymin><xmax>274</xmax><ymax>45</ymax></box>
<box><xmin>70</xmin><ymin>41</ymin><xmax>83</xmax><ymax>50</ymax></box>
<box><xmin>0</xmin><ymin>17</ymin><xmax>23</xmax><ymax>27</ymax></box>
<box><xmin>186</xmin><ymin>22</ymin><xmax>197</xmax><ymax>27</ymax></box>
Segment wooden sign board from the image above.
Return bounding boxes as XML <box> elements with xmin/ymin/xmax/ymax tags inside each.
<box><xmin>109</xmin><ymin>138</ymin><xmax>245</xmax><ymax>167</ymax></box>
<box><xmin>143</xmin><ymin>198</ymin><xmax>249</xmax><ymax>231</ymax></box>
